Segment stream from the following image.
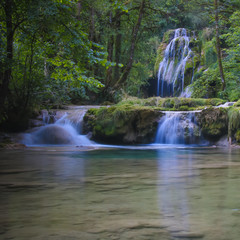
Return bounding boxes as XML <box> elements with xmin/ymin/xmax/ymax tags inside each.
<box><xmin>0</xmin><ymin>147</ymin><xmax>240</xmax><ymax>240</ymax></box>
<box><xmin>0</xmin><ymin>106</ymin><xmax>240</xmax><ymax>239</ymax></box>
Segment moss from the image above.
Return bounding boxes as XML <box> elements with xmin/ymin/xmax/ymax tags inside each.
<box><xmin>162</xmin><ymin>29</ymin><xmax>175</xmax><ymax>43</ymax></box>
<box><xmin>193</xmin><ymin>54</ymin><xmax>201</xmax><ymax>69</ymax></box>
<box><xmin>84</xmin><ymin>97</ymin><xmax>233</xmax><ymax>144</ymax></box>
<box><xmin>189</xmin><ymin>39</ymin><xmax>202</xmax><ymax>53</ymax></box>
<box><xmin>154</xmin><ymin>43</ymin><xmax>167</xmax><ymax>74</ymax></box>
<box><xmin>84</xmin><ymin>104</ymin><xmax>163</xmax><ymax>144</ymax></box>
<box><xmin>206</xmin><ymin>98</ymin><xmax>224</xmax><ymax>106</ymax></box>
<box><xmin>227</xmin><ymin>107</ymin><xmax>240</xmax><ymax>141</ymax></box>
<box><xmin>235</xmin><ymin>130</ymin><xmax>240</xmax><ymax>143</ymax></box>
<box><xmin>115</xmin><ymin>97</ymin><xmax>225</xmax><ymax>111</ymax></box>
<box><xmin>198</xmin><ymin>107</ymin><xmax>228</xmax><ymax>141</ymax></box>
<box><xmin>185</xmin><ymin>59</ymin><xmax>194</xmax><ymax>70</ymax></box>
<box><xmin>143</xmin><ymin>97</ymin><xmax>164</xmax><ymax>107</ymax></box>
<box><xmin>179</xmin><ymin>106</ymin><xmax>190</xmax><ymax>111</ymax></box>
<box><xmin>193</xmin><ymin>67</ymin><xmax>205</xmax><ymax>82</ymax></box>
<box><xmin>233</xmin><ymin>99</ymin><xmax>240</xmax><ymax>107</ymax></box>
<box><xmin>162</xmin><ymin>98</ymin><xmax>175</xmax><ymax>108</ymax></box>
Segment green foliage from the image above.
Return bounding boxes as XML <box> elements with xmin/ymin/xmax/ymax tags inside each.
<box><xmin>191</xmin><ymin>67</ymin><xmax>222</xmax><ymax>98</ymax></box>
<box><xmin>234</xmin><ymin>99</ymin><xmax>240</xmax><ymax>107</ymax></box>
<box><xmin>227</xmin><ymin>107</ymin><xmax>240</xmax><ymax>139</ymax></box>
<box><xmin>125</xmin><ymin>62</ymin><xmax>149</xmax><ymax>97</ymax></box>
<box><xmin>117</xmin><ymin>96</ymin><xmax>224</xmax><ymax>111</ymax></box>
<box><xmin>0</xmin><ymin>0</ymin><xmax>110</xmax><ymax>130</ymax></box>
<box><xmin>235</xmin><ymin>129</ymin><xmax>240</xmax><ymax>143</ymax></box>
<box><xmin>205</xmin><ymin>44</ymin><xmax>217</xmax><ymax>67</ymax></box>
<box><xmin>221</xmin><ymin>10</ymin><xmax>240</xmax><ymax>101</ymax></box>
<box><xmin>154</xmin><ymin>43</ymin><xmax>165</xmax><ymax>74</ymax></box>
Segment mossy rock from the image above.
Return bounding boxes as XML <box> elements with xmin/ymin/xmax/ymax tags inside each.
<box><xmin>235</xmin><ymin>129</ymin><xmax>240</xmax><ymax>143</ymax></box>
<box><xmin>193</xmin><ymin>54</ymin><xmax>201</xmax><ymax>69</ymax></box>
<box><xmin>227</xmin><ymin>107</ymin><xmax>240</xmax><ymax>142</ymax></box>
<box><xmin>198</xmin><ymin>107</ymin><xmax>228</xmax><ymax>141</ymax></box>
<box><xmin>189</xmin><ymin>39</ymin><xmax>202</xmax><ymax>53</ymax></box>
<box><xmin>162</xmin><ymin>29</ymin><xmax>175</xmax><ymax>43</ymax></box>
<box><xmin>84</xmin><ymin>105</ymin><xmax>163</xmax><ymax>144</ymax></box>
<box><xmin>184</xmin><ymin>58</ymin><xmax>194</xmax><ymax>87</ymax></box>
<box><xmin>117</xmin><ymin>97</ymin><xmax>224</xmax><ymax>111</ymax></box>
<box><xmin>233</xmin><ymin>99</ymin><xmax>240</xmax><ymax>107</ymax></box>
<box><xmin>154</xmin><ymin>43</ymin><xmax>167</xmax><ymax>74</ymax></box>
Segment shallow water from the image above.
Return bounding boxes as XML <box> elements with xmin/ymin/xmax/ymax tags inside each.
<box><xmin>0</xmin><ymin>147</ymin><xmax>240</xmax><ymax>240</ymax></box>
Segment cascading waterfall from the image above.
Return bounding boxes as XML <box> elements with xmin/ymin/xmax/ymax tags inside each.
<box><xmin>23</xmin><ymin>107</ymin><xmax>93</xmax><ymax>146</ymax></box>
<box><xmin>157</xmin><ymin>28</ymin><xmax>193</xmax><ymax>97</ymax></box>
<box><xmin>155</xmin><ymin>112</ymin><xmax>201</xmax><ymax>144</ymax></box>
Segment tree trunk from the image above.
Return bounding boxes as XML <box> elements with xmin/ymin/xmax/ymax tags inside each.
<box><xmin>76</xmin><ymin>0</ymin><xmax>82</xmax><ymax>20</ymax></box>
<box><xmin>114</xmin><ymin>11</ymin><xmax>122</xmax><ymax>83</ymax></box>
<box><xmin>106</xmin><ymin>11</ymin><xmax>114</xmax><ymax>86</ymax></box>
<box><xmin>114</xmin><ymin>0</ymin><xmax>145</xmax><ymax>88</ymax></box>
<box><xmin>89</xmin><ymin>7</ymin><xmax>95</xmax><ymax>42</ymax></box>
<box><xmin>0</xmin><ymin>0</ymin><xmax>13</xmax><ymax>109</ymax></box>
<box><xmin>214</xmin><ymin>0</ymin><xmax>226</xmax><ymax>91</ymax></box>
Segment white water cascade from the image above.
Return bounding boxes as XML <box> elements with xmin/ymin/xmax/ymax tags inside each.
<box><xmin>157</xmin><ymin>28</ymin><xmax>193</xmax><ymax>97</ymax></box>
<box><xmin>23</xmin><ymin>107</ymin><xmax>94</xmax><ymax>146</ymax></box>
<box><xmin>155</xmin><ymin>112</ymin><xmax>201</xmax><ymax>145</ymax></box>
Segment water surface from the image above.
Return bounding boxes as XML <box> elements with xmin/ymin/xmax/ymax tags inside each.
<box><xmin>0</xmin><ymin>147</ymin><xmax>240</xmax><ymax>239</ymax></box>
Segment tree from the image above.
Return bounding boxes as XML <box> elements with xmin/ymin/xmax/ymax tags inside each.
<box><xmin>0</xmin><ymin>0</ymin><xmax>108</xmax><ymax>129</ymax></box>
<box><xmin>214</xmin><ymin>0</ymin><xmax>226</xmax><ymax>91</ymax></box>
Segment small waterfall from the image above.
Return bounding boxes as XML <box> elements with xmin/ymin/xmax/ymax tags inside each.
<box><xmin>155</xmin><ymin>112</ymin><xmax>201</xmax><ymax>145</ymax></box>
<box><xmin>157</xmin><ymin>28</ymin><xmax>193</xmax><ymax>97</ymax></box>
<box><xmin>23</xmin><ymin>107</ymin><xmax>93</xmax><ymax>146</ymax></box>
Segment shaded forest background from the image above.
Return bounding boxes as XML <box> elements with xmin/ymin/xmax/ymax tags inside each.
<box><xmin>1</xmin><ymin>0</ymin><xmax>240</xmax><ymax>131</ymax></box>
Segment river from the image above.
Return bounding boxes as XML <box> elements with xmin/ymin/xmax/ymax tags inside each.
<box><xmin>0</xmin><ymin>146</ymin><xmax>240</xmax><ymax>240</ymax></box>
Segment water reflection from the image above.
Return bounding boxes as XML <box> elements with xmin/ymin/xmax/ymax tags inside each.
<box><xmin>0</xmin><ymin>148</ymin><xmax>240</xmax><ymax>239</ymax></box>
<box><xmin>157</xmin><ymin>150</ymin><xmax>194</xmax><ymax>232</ymax></box>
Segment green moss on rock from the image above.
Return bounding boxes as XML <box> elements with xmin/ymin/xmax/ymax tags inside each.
<box><xmin>117</xmin><ymin>97</ymin><xmax>225</xmax><ymax>111</ymax></box>
<box><xmin>233</xmin><ymin>99</ymin><xmax>240</xmax><ymax>107</ymax></box>
<box><xmin>162</xmin><ymin>29</ymin><xmax>175</xmax><ymax>43</ymax></box>
<box><xmin>235</xmin><ymin>129</ymin><xmax>240</xmax><ymax>143</ymax></box>
<box><xmin>227</xmin><ymin>107</ymin><xmax>240</xmax><ymax>142</ymax></box>
<box><xmin>84</xmin><ymin>97</ymin><xmax>228</xmax><ymax>144</ymax></box>
<box><xmin>84</xmin><ymin>104</ymin><xmax>163</xmax><ymax>144</ymax></box>
<box><xmin>189</xmin><ymin>39</ymin><xmax>202</xmax><ymax>54</ymax></box>
<box><xmin>154</xmin><ymin>43</ymin><xmax>167</xmax><ymax>74</ymax></box>
<box><xmin>198</xmin><ymin>107</ymin><xmax>228</xmax><ymax>141</ymax></box>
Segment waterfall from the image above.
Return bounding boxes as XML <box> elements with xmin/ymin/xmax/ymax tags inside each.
<box><xmin>155</xmin><ymin>112</ymin><xmax>201</xmax><ymax>145</ymax></box>
<box><xmin>23</xmin><ymin>107</ymin><xmax>93</xmax><ymax>146</ymax></box>
<box><xmin>157</xmin><ymin>28</ymin><xmax>193</xmax><ymax>97</ymax></box>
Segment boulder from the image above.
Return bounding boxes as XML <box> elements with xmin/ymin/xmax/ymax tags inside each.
<box><xmin>84</xmin><ymin>106</ymin><xmax>163</xmax><ymax>144</ymax></box>
<box><xmin>197</xmin><ymin>107</ymin><xmax>228</xmax><ymax>141</ymax></box>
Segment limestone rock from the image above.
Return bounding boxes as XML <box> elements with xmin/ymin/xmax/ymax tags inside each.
<box><xmin>84</xmin><ymin>106</ymin><xmax>163</xmax><ymax>144</ymax></box>
<box><xmin>197</xmin><ymin>107</ymin><xmax>228</xmax><ymax>141</ymax></box>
